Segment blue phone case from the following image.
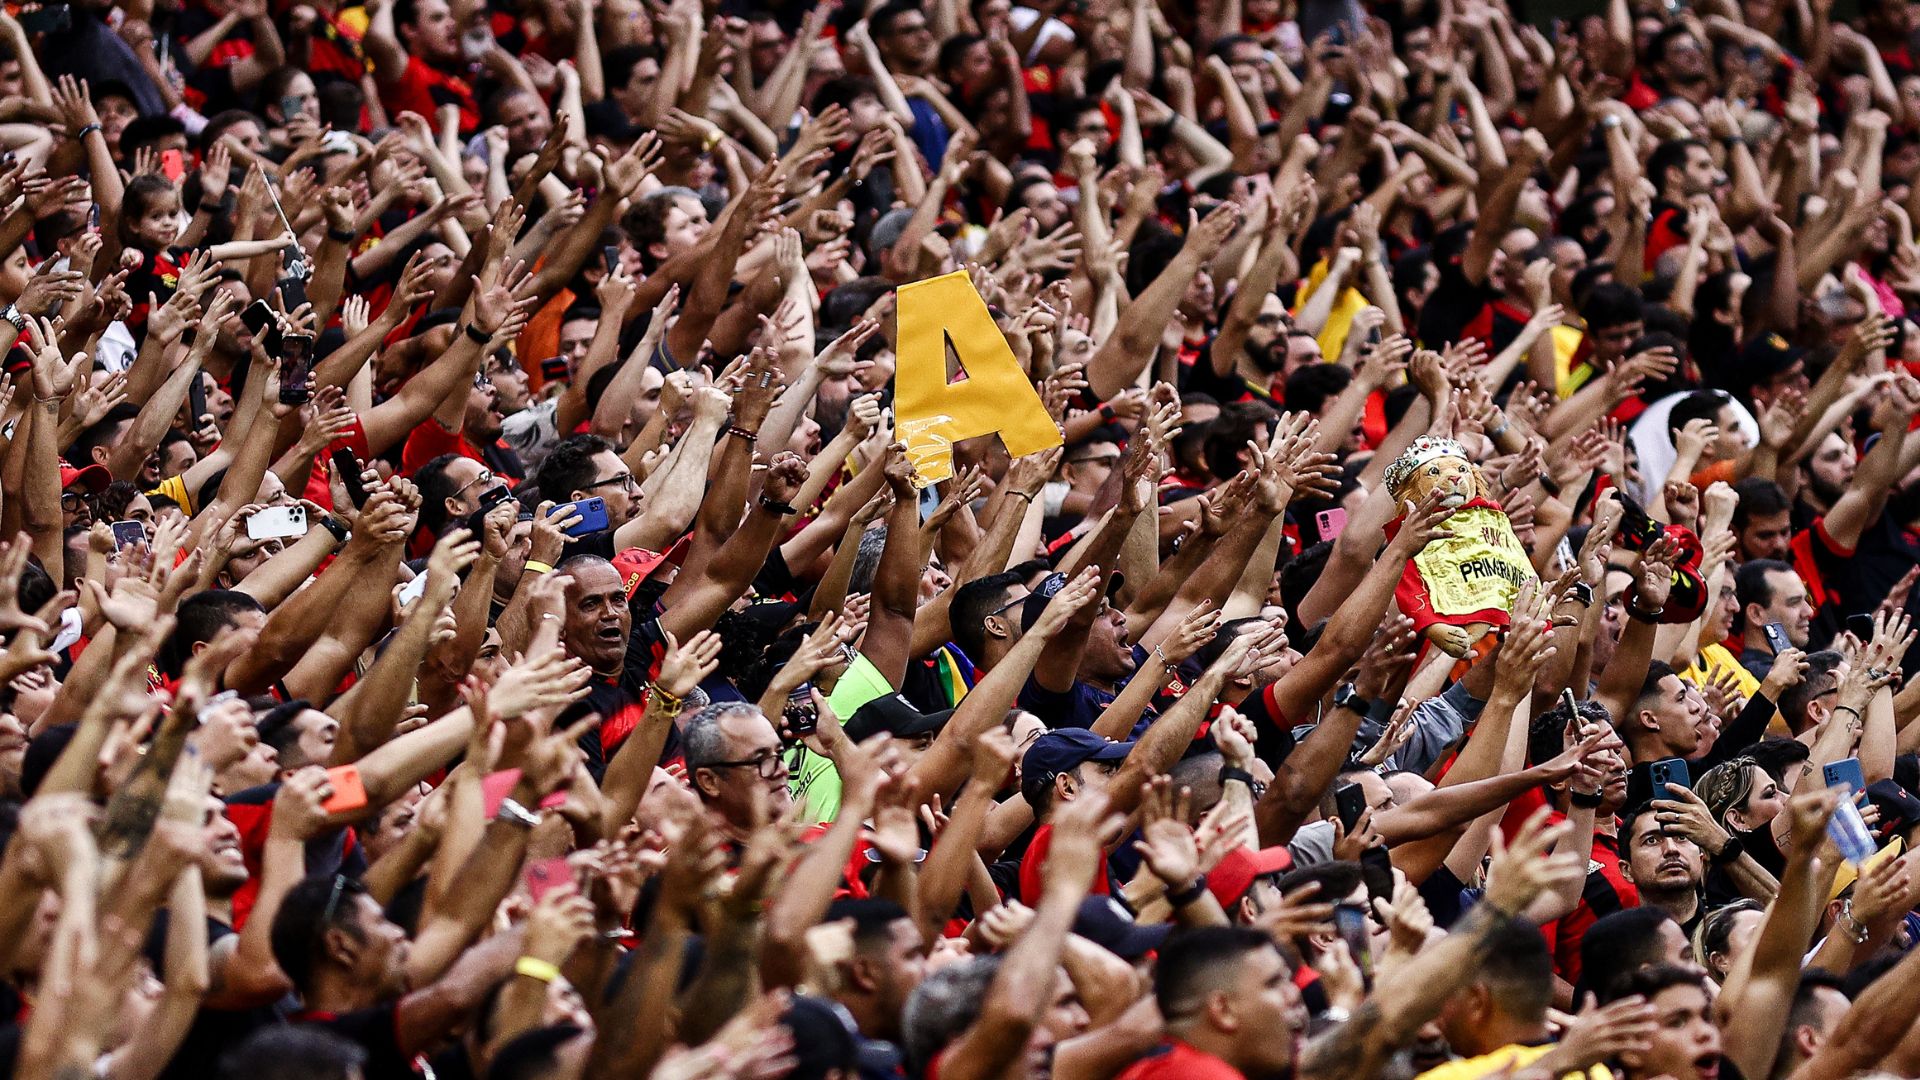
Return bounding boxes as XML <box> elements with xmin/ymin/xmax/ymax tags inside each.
<box><xmin>557</xmin><ymin>497</ymin><xmax>610</xmax><ymax>537</ymax></box>
<box><xmin>1824</xmin><ymin>758</ymin><xmax>1866</xmax><ymax>795</ymax></box>
<box><xmin>1650</xmin><ymin>757</ymin><xmax>1689</xmax><ymax>795</ymax></box>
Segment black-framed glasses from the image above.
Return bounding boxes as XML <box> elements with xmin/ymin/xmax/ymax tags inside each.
<box><xmin>580</xmin><ymin>471</ymin><xmax>638</xmax><ymax>493</ymax></box>
<box><xmin>702</xmin><ymin>751</ymin><xmax>786</xmax><ymax>780</ymax></box>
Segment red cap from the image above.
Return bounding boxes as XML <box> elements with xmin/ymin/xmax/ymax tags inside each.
<box><xmin>609</xmin><ymin>535</ymin><xmax>690</xmax><ymax>598</ymax></box>
<box><xmin>1208</xmin><ymin>845</ymin><xmax>1295</xmax><ymax>908</ymax></box>
<box><xmin>58</xmin><ymin>461</ymin><xmax>110</xmax><ymax>492</ymax></box>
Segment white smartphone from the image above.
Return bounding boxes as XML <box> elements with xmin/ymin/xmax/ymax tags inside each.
<box><xmin>396</xmin><ymin>571</ymin><xmax>429</xmax><ymax>609</ymax></box>
<box><xmin>246</xmin><ymin>505</ymin><xmax>307</xmax><ymax>541</ymax></box>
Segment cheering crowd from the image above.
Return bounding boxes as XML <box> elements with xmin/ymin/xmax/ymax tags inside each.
<box><xmin>13</xmin><ymin>0</ymin><xmax>1920</xmax><ymax>1075</ymax></box>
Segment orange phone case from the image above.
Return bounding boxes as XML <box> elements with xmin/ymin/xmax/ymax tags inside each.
<box><xmin>322</xmin><ymin>764</ymin><xmax>369</xmax><ymax>814</ymax></box>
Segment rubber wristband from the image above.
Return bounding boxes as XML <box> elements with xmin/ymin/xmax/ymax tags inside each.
<box><xmin>525</xmin><ymin>560</ymin><xmax>555</xmax><ymax>575</ymax></box>
<box><xmin>1167</xmin><ymin>876</ymin><xmax>1209</xmax><ymax>907</ymax></box>
<box><xmin>514</xmin><ymin>956</ymin><xmax>561</xmax><ymax>983</ymax></box>
<box><xmin>327</xmin><ymin>227</ymin><xmax>357</xmax><ymax>244</ymax></box>
<box><xmin>76</xmin><ymin>122</ymin><xmax>101</xmax><ymax>140</ymax></box>
<box><xmin>463</xmin><ymin>323</ymin><xmax>491</xmax><ymax>345</ymax></box>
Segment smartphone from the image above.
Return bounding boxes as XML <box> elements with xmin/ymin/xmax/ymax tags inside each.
<box><xmin>396</xmin><ymin>571</ymin><xmax>429</xmax><ymax>610</ymax></box>
<box><xmin>1649</xmin><ymin>757</ymin><xmax>1690</xmax><ymax>796</ymax></box>
<box><xmin>1823</xmin><ymin>757</ymin><xmax>1867</xmax><ymax>795</ymax></box>
<box><xmin>1334</xmin><ymin>782</ymin><xmax>1369</xmax><ymax>833</ymax></box>
<box><xmin>187</xmin><ymin>369</ymin><xmax>208</xmax><ymax>429</ymax></box>
<box><xmin>331</xmin><ymin>448</ymin><xmax>368</xmax><ymax>508</ymax></box>
<box><xmin>279</xmin><ymin>95</ymin><xmax>305</xmax><ymax>122</ymax></box>
<box><xmin>321</xmin><ymin>764</ymin><xmax>368</xmax><ymax>814</ymax></box>
<box><xmin>17</xmin><ymin>5</ymin><xmax>71</xmax><ymax>34</ymax></box>
<box><xmin>159</xmin><ymin>148</ymin><xmax>185</xmax><ymax>184</ymax></box>
<box><xmin>524</xmin><ymin>856</ymin><xmax>571</xmax><ymax>902</ymax></box>
<box><xmin>1359</xmin><ymin>845</ymin><xmax>1394</xmax><ymax>903</ymax></box>
<box><xmin>109</xmin><ymin>520</ymin><xmax>145</xmax><ymax>548</ymax></box>
<box><xmin>465</xmin><ymin>483</ymin><xmax>511</xmax><ymax>538</ymax></box>
<box><xmin>240</xmin><ymin>299</ymin><xmax>275</xmax><ymax>336</ymax></box>
<box><xmin>1763</xmin><ymin>622</ymin><xmax>1791</xmax><ymax>655</ymax></box>
<box><xmin>278</xmin><ymin>333</ymin><xmax>314</xmax><ymax>405</ymax></box>
<box><xmin>555</xmin><ymin>497</ymin><xmax>609</xmax><ymax>537</ymax></box>
<box><xmin>1316</xmin><ymin>507</ymin><xmax>1348</xmax><ymax>541</ymax></box>
<box><xmin>540</xmin><ymin>356</ymin><xmax>569</xmax><ymax>383</ymax></box>
<box><xmin>783</xmin><ymin>683</ymin><xmax>818</xmax><ymax>737</ymax></box>
<box><xmin>1847</xmin><ymin>613</ymin><xmax>1876</xmax><ymax>642</ymax></box>
<box><xmin>602</xmin><ymin>245</ymin><xmax>621</xmax><ymax>276</ymax></box>
<box><xmin>246</xmin><ymin>504</ymin><xmax>308</xmax><ymax>541</ymax></box>
<box><xmin>1333</xmin><ymin>901</ymin><xmax>1371</xmax><ymax>973</ymax></box>
<box><xmin>1559</xmin><ymin>688</ymin><xmax>1577</xmax><ymax>718</ymax></box>
<box><xmin>241</xmin><ymin>299</ymin><xmax>282</xmax><ymax>353</ymax></box>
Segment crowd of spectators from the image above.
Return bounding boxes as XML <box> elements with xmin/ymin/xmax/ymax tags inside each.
<box><xmin>10</xmin><ymin>0</ymin><xmax>1920</xmax><ymax>1077</ymax></box>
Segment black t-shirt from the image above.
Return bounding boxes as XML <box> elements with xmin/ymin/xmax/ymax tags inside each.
<box><xmin>1416</xmin><ymin>258</ymin><xmax>1498</xmax><ymax>348</ymax></box>
<box><xmin>1183</xmin><ymin>334</ymin><xmax>1280</xmax><ymax>405</ymax></box>
<box><xmin>146</xmin><ymin>914</ymin><xmax>287</xmax><ymax>1080</ymax></box>
<box><xmin>565</xmin><ymin>607</ymin><xmax>673</xmax><ymax>780</ymax></box>
<box><xmin>293</xmin><ymin>1003</ymin><xmax>417</xmax><ymax>1080</ymax></box>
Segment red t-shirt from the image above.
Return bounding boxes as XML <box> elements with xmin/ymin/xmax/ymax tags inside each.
<box><xmin>377</xmin><ymin>55</ymin><xmax>479</xmax><ymax>136</ymax></box>
<box><xmin>1016</xmin><ymin>822</ymin><xmax>1111</xmax><ymax>906</ymax></box>
<box><xmin>1116</xmin><ymin>1040</ymin><xmax>1248</xmax><ymax>1080</ymax></box>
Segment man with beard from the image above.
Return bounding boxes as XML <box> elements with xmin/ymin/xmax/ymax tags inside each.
<box><xmin>1623</xmin><ymin>803</ymin><xmax>1709</xmax><ymax>936</ymax></box>
<box><xmin>1796</xmin><ymin>433</ymin><xmax>1858</xmax><ymax>524</ymax></box>
<box><xmin>400</xmin><ymin>362</ymin><xmax>524</xmax><ymax>483</ymax></box>
<box><xmin>1192</xmin><ymin>193</ymin><xmax>1297</xmax><ymax>406</ymax></box>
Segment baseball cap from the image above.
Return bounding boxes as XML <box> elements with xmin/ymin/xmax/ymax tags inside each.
<box><xmin>1208</xmin><ymin>845</ymin><xmax>1296</xmax><ymax>908</ymax></box>
<box><xmin>1737</xmin><ymin>332</ymin><xmax>1808</xmax><ymax>386</ymax></box>
<box><xmin>1073</xmin><ymin>896</ymin><xmax>1170</xmax><ymax>959</ymax></box>
<box><xmin>1019</xmin><ymin>570</ymin><xmax>1126</xmax><ymax>632</ymax></box>
<box><xmin>609</xmin><ymin>535</ymin><xmax>690</xmax><ymax>598</ymax></box>
<box><xmin>58</xmin><ymin>461</ymin><xmax>109</xmax><ymax>492</ymax></box>
<box><xmin>1830</xmin><ymin>836</ymin><xmax>1905</xmax><ymax>902</ymax></box>
<box><xmin>1022</xmin><ymin>728</ymin><xmax>1133</xmax><ymax>782</ymax></box>
<box><xmin>845</xmin><ymin>693</ymin><xmax>953</xmax><ymax>742</ymax></box>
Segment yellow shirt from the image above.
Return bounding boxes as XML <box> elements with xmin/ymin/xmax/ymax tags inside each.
<box><xmin>1415</xmin><ymin>1043</ymin><xmax>1609</xmax><ymax>1080</ymax></box>
<box><xmin>1550</xmin><ymin>324</ymin><xmax>1591</xmax><ymax>399</ymax></box>
<box><xmin>146</xmin><ymin>474</ymin><xmax>195</xmax><ymax>516</ymax></box>
<box><xmin>1301</xmin><ymin>258</ymin><xmax>1369</xmax><ymax>360</ymax></box>
<box><xmin>1683</xmin><ymin>641</ymin><xmax>1761</xmax><ymax>702</ymax></box>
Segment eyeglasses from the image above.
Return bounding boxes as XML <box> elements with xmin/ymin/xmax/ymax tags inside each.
<box><xmin>454</xmin><ymin>469</ymin><xmax>496</xmax><ymax>499</ymax></box>
<box><xmin>701</xmin><ymin>750</ymin><xmax>786</xmax><ymax>780</ymax></box>
<box><xmin>581</xmin><ymin>471</ymin><xmax>639</xmax><ymax>493</ymax></box>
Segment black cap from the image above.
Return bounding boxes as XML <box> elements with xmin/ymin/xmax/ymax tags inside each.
<box><xmin>845</xmin><ymin>693</ymin><xmax>953</xmax><ymax>742</ymax></box>
<box><xmin>1736</xmin><ymin>332</ymin><xmax>1807</xmax><ymax>387</ymax></box>
<box><xmin>1073</xmin><ymin>896</ymin><xmax>1170</xmax><ymax>959</ymax></box>
<box><xmin>1019</xmin><ymin>570</ymin><xmax>1125</xmax><ymax>632</ymax></box>
<box><xmin>779</xmin><ymin>995</ymin><xmax>860</xmax><ymax>1080</ymax></box>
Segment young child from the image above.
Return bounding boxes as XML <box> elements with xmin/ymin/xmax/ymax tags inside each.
<box><xmin>112</xmin><ymin>173</ymin><xmax>294</xmax><ymax>337</ymax></box>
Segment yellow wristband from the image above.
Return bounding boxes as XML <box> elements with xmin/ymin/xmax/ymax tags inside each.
<box><xmin>525</xmin><ymin>560</ymin><xmax>555</xmax><ymax>575</ymax></box>
<box><xmin>515</xmin><ymin>956</ymin><xmax>561</xmax><ymax>983</ymax></box>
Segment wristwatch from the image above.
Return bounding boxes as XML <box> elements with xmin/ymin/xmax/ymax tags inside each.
<box><xmin>0</xmin><ymin>304</ymin><xmax>26</xmax><ymax>333</ymax></box>
<box><xmin>1711</xmin><ymin>833</ymin><xmax>1745</xmax><ymax>865</ymax></box>
<box><xmin>1333</xmin><ymin>683</ymin><xmax>1371</xmax><ymax>716</ymax></box>
<box><xmin>1839</xmin><ymin>899</ymin><xmax>1870</xmax><ymax>944</ymax></box>
<box><xmin>1567</xmin><ymin>581</ymin><xmax>1594</xmax><ymax>608</ymax></box>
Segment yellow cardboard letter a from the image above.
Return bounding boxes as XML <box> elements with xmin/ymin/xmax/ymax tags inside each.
<box><xmin>895</xmin><ymin>270</ymin><xmax>1062</xmax><ymax>485</ymax></box>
